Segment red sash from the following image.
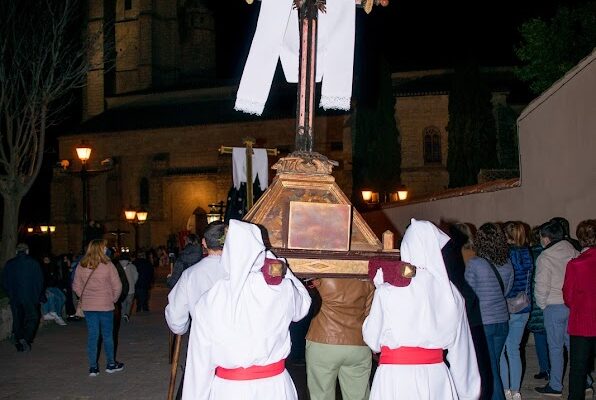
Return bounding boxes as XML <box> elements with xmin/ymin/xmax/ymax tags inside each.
<box><xmin>379</xmin><ymin>346</ymin><xmax>443</xmax><ymax>365</ymax></box>
<box><xmin>215</xmin><ymin>359</ymin><xmax>286</xmax><ymax>380</ymax></box>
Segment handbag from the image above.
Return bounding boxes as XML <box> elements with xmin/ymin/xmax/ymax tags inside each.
<box><xmin>76</xmin><ymin>267</ymin><xmax>97</xmax><ymax>318</ymax></box>
<box><xmin>506</xmin><ymin>270</ymin><xmax>531</xmax><ymax>314</ymax></box>
<box><xmin>486</xmin><ymin>258</ymin><xmax>530</xmax><ymax>314</ymax></box>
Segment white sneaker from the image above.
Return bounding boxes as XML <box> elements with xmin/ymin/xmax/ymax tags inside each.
<box><xmin>504</xmin><ymin>389</ymin><xmax>513</xmax><ymax>400</ymax></box>
<box><xmin>54</xmin><ymin>316</ymin><xmax>67</xmax><ymax>326</ymax></box>
<box><xmin>511</xmin><ymin>391</ymin><xmax>522</xmax><ymax>400</ymax></box>
<box><xmin>42</xmin><ymin>313</ymin><xmax>54</xmax><ymax>321</ymax></box>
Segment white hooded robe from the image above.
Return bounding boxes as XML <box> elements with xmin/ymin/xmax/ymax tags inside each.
<box><xmin>182</xmin><ymin>220</ymin><xmax>312</xmax><ymax>400</ymax></box>
<box><xmin>363</xmin><ymin>219</ymin><xmax>481</xmax><ymax>400</ymax></box>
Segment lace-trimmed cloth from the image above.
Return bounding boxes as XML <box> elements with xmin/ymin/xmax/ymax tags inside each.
<box><xmin>235</xmin><ymin>0</ymin><xmax>355</xmax><ymax>116</ymax></box>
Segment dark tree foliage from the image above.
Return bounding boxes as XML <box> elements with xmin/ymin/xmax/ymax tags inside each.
<box><xmin>352</xmin><ymin>58</ymin><xmax>401</xmax><ymax>202</ymax></box>
<box><xmin>515</xmin><ymin>1</ymin><xmax>596</xmax><ymax>94</ymax></box>
<box><xmin>447</xmin><ymin>64</ymin><xmax>498</xmax><ymax>188</ymax></box>
<box><xmin>495</xmin><ymin>105</ymin><xmax>519</xmax><ymax>170</ymax></box>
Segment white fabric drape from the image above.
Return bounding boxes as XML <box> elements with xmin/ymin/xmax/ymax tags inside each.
<box><xmin>363</xmin><ymin>219</ymin><xmax>481</xmax><ymax>400</ymax></box>
<box><xmin>232</xmin><ymin>148</ymin><xmax>269</xmax><ymax>191</ymax></box>
<box><xmin>235</xmin><ymin>0</ymin><xmax>355</xmax><ymax>115</ymax></box>
<box><xmin>182</xmin><ymin>220</ymin><xmax>312</xmax><ymax>400</ymax></box>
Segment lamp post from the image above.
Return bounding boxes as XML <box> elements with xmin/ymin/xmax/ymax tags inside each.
<box><xmin>60</xmin><ymin>142</ymin><xmax>113</xmax><ymax>251</ymax></box>
<box><xmin>206</xmin><ymin>201</ymin><xmax>225</xmax><ymax>224</ymax></box>
<box><xmin>124</xmin><ymin>207</ymin><xmax>148</xmax><ymax>253</ymax></box>
<box><xmin>76</xmin><ymin>144</ymin><xmax>91</xmax><ymax>248</ymax></box>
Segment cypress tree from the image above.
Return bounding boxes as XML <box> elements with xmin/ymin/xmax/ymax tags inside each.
<box><xmin>447</xmin><ymin>64</ymin><xmax>498</xmax><ymax>187</ymax></box>
<box><xmin>352</xmin><ymin>58</ymin><xmax>401</xmax><ymax>201</ymax></box>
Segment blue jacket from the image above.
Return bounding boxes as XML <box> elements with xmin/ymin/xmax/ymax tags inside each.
<box><xmin>507</xmin><ymin>246</ymin><xmax>534</xmax><ymax>314</ymax></box>
<box><xmin>465</xmin><ymin>256</ymin><xmax>514</xmax><ymax>325</ymax></box>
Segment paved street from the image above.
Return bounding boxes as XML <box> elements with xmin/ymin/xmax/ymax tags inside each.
<box><xmin>0</xmin><ymin>276</ymin><xmax>592</xmax><ymax>399</ymax></box>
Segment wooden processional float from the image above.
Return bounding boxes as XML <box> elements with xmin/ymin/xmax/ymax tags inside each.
<box><xmin>240</xmin><ymin>0</ymin><xmax>399</xmax><ymax>278</ymax></box>
<box><xmin>169</xmin><ymin>1</ymin><xmax>398</xmax><ymax>397</ymax></box>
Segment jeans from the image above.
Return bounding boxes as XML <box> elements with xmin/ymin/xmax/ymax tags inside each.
<box><xmin>41</xmin><ymin>287</ymin><xmax>65</xmax><ymax>316</ymax></box>
<box><xmin>568</xmin><ymin>335</ymin><xmax>595</xmax><ymax>400</ymax></box>
<box><xmin>533</xmin><ymin>331</ymin><xmax>550</xmax><ymax>374</ymax></box>
<box><xmin>500</xmin><ymin>312</ymin><xmax>529</xmax><ymax>391</ymax></box>
<box><xmin>484</xmin><ymin>322</ymin><xmax>509</xmax><ymax>400</ymax></box>
<box><xmin>543</xmin><ymin>304</ymin><xmax>570</xmax><ymax>391</ymax></box>
<box><xmin>85</xmin><ymin>311</ymin><xmax>115</xmax><ymax>368</ymax></box>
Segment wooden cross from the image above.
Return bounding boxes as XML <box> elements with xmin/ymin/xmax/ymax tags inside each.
<box><xmin>219</xmin><ymin>137</ymin><xmax>278</xmax><ymax>210</ymax></box>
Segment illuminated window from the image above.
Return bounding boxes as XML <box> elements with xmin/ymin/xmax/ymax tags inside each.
<box><xmin>423</xmin><ymin>126</ymin><xmax>442</xmax><ymax>164</ymax></box>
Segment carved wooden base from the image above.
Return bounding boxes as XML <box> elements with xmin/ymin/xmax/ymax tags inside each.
<box><xmin>244</xmin><ymin>152</ymin><xmax>400</xmax><ymax>277</ymax></box>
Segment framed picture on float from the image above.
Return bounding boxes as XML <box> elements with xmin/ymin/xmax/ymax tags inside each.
<box><xmin>287</xmin><ymin>201</ymin><xmax>352</xmax><ymax>252</ymax></box>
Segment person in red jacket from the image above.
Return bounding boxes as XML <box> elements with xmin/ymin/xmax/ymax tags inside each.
<box><xmin>563</xmin><ymin>219</ymin><xmax>596</xmax><ymax>399</ymax></box>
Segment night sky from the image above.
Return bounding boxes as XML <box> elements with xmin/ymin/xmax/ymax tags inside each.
<box><xmin>212</xmin><ymin>0</ymin><xmax>584</xmax><ymax>79</ymax></box>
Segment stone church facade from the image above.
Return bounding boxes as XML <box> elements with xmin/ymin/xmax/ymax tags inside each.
<box><xmin>49</xmin><ymin>0</ymin><xmax>523</xmax><ymax>254</ymax></box>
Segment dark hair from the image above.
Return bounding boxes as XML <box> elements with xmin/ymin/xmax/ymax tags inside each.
<box><xmin>529</xmin><ymin>226</ymin><xmax>541</xmax><ymax>247</ymax></box>
<box><xmin>539</xmin><ymin>220</ymin><xmax>565</xmax><ymax>242</ymax></box>
<box><xmin>576</xmin><ymin>219</ymin><xmax>596</xmax><ymax>248</ymax></box>
<box><xmin>186</xmin><ymin>233</ymin><xmax>199</xmax><ymax>245</ymax></box>
<box><xmin>203</xmin><ymin>222</ymin><xmax>227</xmax><ymax>250</ymax></box>
<box><xmin>16</xmin><ymin>243</ymin><xmax>29</xmax><ymax>254</ymax></box>
<box><xmin>475</xmin><ymin>223</ymin><xmax>509</xmax><ymax>265</ymax></box>
<box><xmin>454</xmin><ymin>222</ymin><xmax>476</xmax><ymax>250</ymax></box>
<box><xmin>550</xmin><ymin>217</ymin><xmax>570</xmax><ymax>236</ymax></box>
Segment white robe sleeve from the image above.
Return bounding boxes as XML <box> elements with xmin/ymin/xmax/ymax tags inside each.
<box><xmin>445</xmin><ymin>309</ymin><xmax>481</xmax><ymax>400</ymax></box>
<box><xmin>165</xmin><ymin>272</ymin><xmax>191</xmax><ymax>335</ymax></box>
<box><xmin>362</xmin><ymin>288</ymin><xmax>384</xmax><ymax>353</ymax></box>
<box><xmin>182</xmin><ymin>302</ymin><xmax>215</xmax><ymax>400</ymax></box>
<box><xmin>285</xmin><ymin>268</ymin><xmax>312</xmax><ymax>322</ymax></box>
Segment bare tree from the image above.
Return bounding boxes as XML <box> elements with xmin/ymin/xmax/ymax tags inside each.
<box><xmin>0</xmin><ymin>0</ymin><xmax>98</xmax><ymax>266</ymax></box>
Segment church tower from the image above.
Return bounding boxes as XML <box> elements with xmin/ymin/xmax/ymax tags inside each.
<box><xmin>82</xmin><ymin>0</ymin><xmax>216</xmax><ymax>121</ymax></box>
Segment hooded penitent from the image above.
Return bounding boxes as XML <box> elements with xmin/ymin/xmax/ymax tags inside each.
<box><xmin>182</xmin><ymin>220</ymin><xmax>312</xmax><ymax>400</ymax></box>
<box><xmin>363</xmin><ymin>219</ymin><xmax>480</xmax><ymax>400</ymax></box>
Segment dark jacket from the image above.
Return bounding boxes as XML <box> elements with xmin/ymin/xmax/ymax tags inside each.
<box><xmin>2</xmin><ymin>253</ymin><xmax>44</xmax><ymax>304</ymax></box>
<box><xmin>442</xmin><ymin>230</ymin><xmax>482</xmax><ymax>327</ymax></box>
<box><xmin>135</xmin><ymin>258</ymin><xmax>154</xmax><ymax>290</ymax></box>
<box><xmin>167</xmin><ymin>243</ymin><xmax>202</xmax><ymax>289</ymax></box>
<box><xmin>506</xmin><ymin>246</ymin><xmax>534</xmax><ymax>314</ymax></box>
<box><xmin>112</xmin><ymin>260</ymin><xmax>130</xmax><ymax>304</ymax></box>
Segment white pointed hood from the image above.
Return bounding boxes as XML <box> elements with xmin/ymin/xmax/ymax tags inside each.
<box><xmin>221</xmin><ymin>220</ymin><xmax>267</xmax><ymax>315</ymax></box>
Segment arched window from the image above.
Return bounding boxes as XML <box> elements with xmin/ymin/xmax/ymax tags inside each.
<box><xmin>139</xmin><ymin>178</ymin><xmax>149</xmax><ymax>206</ymax></box>
<box><xmin>423</xmin><ymin>127</ymin><xmax>442</xmax><ymax>164</ymax></box>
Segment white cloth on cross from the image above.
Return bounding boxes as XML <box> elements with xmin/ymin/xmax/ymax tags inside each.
<box><xmin>232</xmin><ymin>147</ymin><xmax>269</xmax><ymax>191</ymax></box>
<box><xmin>234</xmin><ymin>0</ymin><xmax>355</xmax><ymax>116</ymax></box>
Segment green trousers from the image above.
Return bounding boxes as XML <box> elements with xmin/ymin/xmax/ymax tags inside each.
<box><xmin>305</xmin><ymin>340</ymin><xmax>372</xmax><ymax>400</ymax></box>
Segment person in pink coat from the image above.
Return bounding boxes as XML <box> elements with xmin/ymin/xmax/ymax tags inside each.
<box><xmin>73</xmin><ymin>239</ymin><xmax>122</xmax><ymax>377</ymax></box>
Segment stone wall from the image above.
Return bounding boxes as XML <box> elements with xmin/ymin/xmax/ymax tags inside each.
<box><xmin>396</xmin><ymin>94</ymin><xmax>450</xmax><ymax>198</ymax></box>
<box><xmin>52</xmin><ymin>115</ymin><xmax>350</xmax><ymax>253</ymax></box>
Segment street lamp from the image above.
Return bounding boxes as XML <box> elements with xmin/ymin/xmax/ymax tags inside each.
<box><xmin>206</xmin><ymin>201</ymin><xmax>225</xmax><ymax>224</ymax></box>
<box><xmin>125</xmin><ymin>207</ymin><xmax>149</xmax><ymax>253</ymax></box>
<box><xmin>60</xmin><ymin>142</ymin><xmax>113</xmax><ymax>251</ymax></box>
